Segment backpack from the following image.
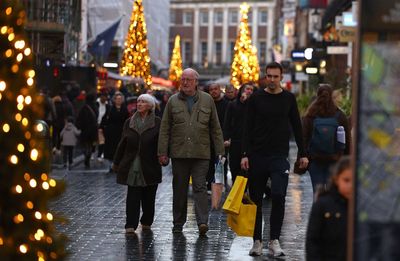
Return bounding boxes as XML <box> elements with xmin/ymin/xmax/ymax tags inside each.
<box><xmin>309</xmin><ymin>112</ymin><xmax>341</xmax><ymax>156</ymax></box>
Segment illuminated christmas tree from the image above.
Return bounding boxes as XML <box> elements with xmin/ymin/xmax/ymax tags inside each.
<box><xmin>230</xmin><ymin>2</ymin><xmax>260</xmax><ymax>88</ymax></box>
<box><xmin>168</xmin><ymin>35</ymin><xmax>183</xmax><ymax>86</ymax></box>
<box><xmin>120</xmin><ymin>0</ymin><xmax>152</xmax><ymax>87</ymax></box>
<box><xmin>0</xmin><ymin>1</ymin><xmax>66</xmax><ymax>260</ymax></box>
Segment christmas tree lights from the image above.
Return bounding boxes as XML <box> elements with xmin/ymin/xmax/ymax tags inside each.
<box><xmin>168</xmin><ymin>35</ymin><xmax>183</xmax><ymax>86</ymax></box>
<box><xmin>0</xmin><ymin>1</ymin><xmax>66</xmax><ymax>260</ymax></box>
<box><xmin>230</xmin><ymin>2</ymin><xmax>260</xmax><ymax>88</ymax></box>
<box><xmin>120</xmin><ymin>0</ymin><xmax>152</xmax><ymax>87</ymax></box>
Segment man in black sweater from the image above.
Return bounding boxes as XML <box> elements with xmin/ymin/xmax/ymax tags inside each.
<box><xmin>242</xmin><ymin>62</ymin><xmax>308</xmax><ymax>257</ymax></box>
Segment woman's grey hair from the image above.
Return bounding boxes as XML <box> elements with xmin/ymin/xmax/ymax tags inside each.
<box><xmin>138</xmin><ymin>94</ymin><xmax>156</xmax><ymax>111</ymax></box>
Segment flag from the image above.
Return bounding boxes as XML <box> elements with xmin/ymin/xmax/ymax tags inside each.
<box><xmin>88</xmin><ymin>17</ymin><xmax>122</xmax><ymax>62</ymax></box>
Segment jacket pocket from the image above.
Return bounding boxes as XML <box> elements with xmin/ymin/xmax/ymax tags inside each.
<box><xmin>198</xmin><ymin>107</ymin><xmax>211</xmax><ymax>125</ymax></box>
<box><xmin>172</xmin><ymin>107</ymin><xmax>185</xmax><ymax>124</ymax></box>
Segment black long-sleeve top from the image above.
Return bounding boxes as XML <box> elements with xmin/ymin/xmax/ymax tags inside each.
<box><xmin>223</xmin><ymin>99</ymin><xmax>246</xmax><ymax>142</ymax></box>
<box><xmin>242</xmin><ymin>89</ymin><xmax>306</xmax><ymax>158</ymax></box>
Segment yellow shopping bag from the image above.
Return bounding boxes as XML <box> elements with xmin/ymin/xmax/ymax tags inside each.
<box><xmin>222</xmin><ymin>176</ymin><xmax>247</xmax><ymax>214</ymax></box>
<box><xmin>227</xmin><ymin>195</ymin><xmax>257</xmax><ymax>237</ymax></box>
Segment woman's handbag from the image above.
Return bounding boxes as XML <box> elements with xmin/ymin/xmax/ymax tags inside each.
<box><xmin>222</xmin><ymin>176</ymin><xmax>247</xmax><ymax>214</ymax></box>
<box><xmin>226</xmin><ymin>194</ymin><xmax>257</xmax><ymax>237</ymax></box>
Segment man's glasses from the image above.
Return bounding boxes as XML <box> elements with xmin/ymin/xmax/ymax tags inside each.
<box><xmin>181</xmin><ymin>78</ymin><xmax>197</xmax><ymax>83</ymax></box>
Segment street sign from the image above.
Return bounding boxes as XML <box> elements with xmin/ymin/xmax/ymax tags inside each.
<box><xmin>291</xmin><ymin>50</ymin><xmax>305</xmax><ymax>61</ymax></box>
<box><xmin>327</xmin><ymin>46</ymin><xmax>350</xmax><ymax>54</ymax></box>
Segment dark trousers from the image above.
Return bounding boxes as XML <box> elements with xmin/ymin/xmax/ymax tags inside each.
<box><xmin>125</xmin><ymin>184</ymin><xmax>158</xmax><ymax>229</ymax></box>
<box><xmin>63</xmin><ymin>145</ymin><xmax>74</xmax><ymax>165</ymax></box>
<box><xmin>82</xmin><ymin>142</ymin><xmax>92</xmax><ymax>167</ymax></box>
<box><xmin>229</xmin><ymin>141</ymin><xmax>242</xmax><ymax>184</ymax></box>
<box><xmin>249</xmin><ymin>155</ymin><xmax>290</xmax><ymax>241</ymax></box>
<box><xmin>97</xmin><ymin>144</ymin><xmax>105</xmax><ymax>158</ymax></box>
<box><xmin>172</xmin><ymin>158</ymin><xmax>209</xmax><ymax>226</ymax></box>
<box><xmin>309</xmin><ymin>161</ymin><xmax>334</xmax><ymax>193</ymax></box>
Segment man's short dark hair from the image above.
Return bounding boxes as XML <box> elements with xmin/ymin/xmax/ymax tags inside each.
<box><xmin>265</xmin><ymin>62</ymin><xmax>283</xmax><ymax>74</ymax></box>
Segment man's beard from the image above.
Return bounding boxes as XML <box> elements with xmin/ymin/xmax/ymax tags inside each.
<box><xmin>267</xmin><ymin>83</ymin><xmax>277</xmax><ymax>89</ymax></box>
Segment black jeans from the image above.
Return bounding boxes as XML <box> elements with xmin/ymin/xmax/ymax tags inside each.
<box><xmin>62</xmin><ymin>145</ymin><xmax>74</xmax><ymax>165</ymax></box>
<box><xmin>249</xmin><ymin>155</ymin><xmax>290</xmax><ymax>241</ymax></box>
<box><xmin>126</xmin><ymin>184</ymin><xmax>158</xmax><ymax>229</ymax></box>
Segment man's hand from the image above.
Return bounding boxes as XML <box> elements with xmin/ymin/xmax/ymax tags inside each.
<box><xmin>224</xmin><ymin>140</ymin><xmax>231</xmax><ymax>147</ymax></box>
<box><xmin>299</xmin><ymin>157</ymin><xmax>309</xmax><ymax>169</ymax></box>
<box><xmin>158</xmin><ymin>155</ymin><xmax>169</xmax><ymax>166</ymax></box>
<box><xmin>241</xmin><ymin>157</ymin><xmax>249</xmax><ymax>171</ymax></box>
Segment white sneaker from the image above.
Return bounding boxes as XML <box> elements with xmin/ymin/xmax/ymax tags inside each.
<box><xmin>249</xmin><ymin>240</ymin><xmax>263</xmax><ymax>256</ymax></box>
<box><xmin>268</xmin><ymin>239</ymin><xmax>284</xmax><ymax>257</ymax></box>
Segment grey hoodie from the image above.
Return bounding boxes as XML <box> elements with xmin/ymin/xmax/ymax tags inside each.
<box><xmin>60</xmin><ymin>122</ymin><xmax>81</xmax><ymax>146</ymax></box>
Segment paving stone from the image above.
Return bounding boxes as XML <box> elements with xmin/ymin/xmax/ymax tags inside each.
<box><xmin>50</xmin><ymin>143</ymin><xmax>313</xmax><ymax>260</ymax></box>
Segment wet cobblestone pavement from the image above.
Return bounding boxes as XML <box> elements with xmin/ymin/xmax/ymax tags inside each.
<box><xmin>50</xmin><ymin>144</ymin><xmax>313</xmax><ymax>260</ymax></box>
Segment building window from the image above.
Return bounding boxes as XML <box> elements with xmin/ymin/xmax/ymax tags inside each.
<box><xmin>183</xmin><ymin>41</ymin><xmax>192</xmax><ymax>64</ymax></box>
<box><xmin>183</xmin><ymin>11</ymin><xmax>193</xmax><ymax>25</ymax></box>
<box><xmin>200</xmin><ymin>11</ymin><xmax>208</xmax><ymax>25</ymax></box>
<box><xmin>229</xmin><ymin>10</ymin><xmax>238</xmax><ymax>25</ymax></box>
<box><xmin>170</xmin><ymin>10</ymin><xmax>176</xmax><ymax>25</ymax></box>
<box><xmin>215</xmin><ymin>41</ymin><xmax>222</xmax><ymax>65</ymax></box>
<box><xmin>259</xmin><ymin>10</ymin><xmax>268</xmax><ymax>25</ymax></box>
<box><xmin>229</xmin><ymin>41</ymin><xmax>235</xmax><ymax>63</ymax></box>
<box><xmin>201</xmin><ymin>42</ymin><xmax>208</xmax><ymax>65</ymax></box>
<box><xmin>248</xmin><ymin>11</ymin><xmax>252</xmax><ymax>25</ymax></box>
<box><xmin>259</xmin><ymin>42</ymin><xmax>267</xmax><ymax>64</ymax></box>
<box><xmin>214</xmin><ymin>11</ymin><xmax>223</xmax><ymax>25</ymax></box>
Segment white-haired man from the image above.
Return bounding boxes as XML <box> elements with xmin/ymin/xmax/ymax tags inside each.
<box><xmin>158</xmin><ymin>68</ymin><xmax>224</xmax><ymax>236</ymax></box>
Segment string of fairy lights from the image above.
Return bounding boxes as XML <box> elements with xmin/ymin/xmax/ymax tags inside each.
<box><xmin>230</xmin><ymin>2</ymin><xmax>260</xmax><ymax>88</ymax></box>
<box><xmin>1</xmin><ymin>1</ymin><xmax>64</xmax><ymax>260</ymax></box>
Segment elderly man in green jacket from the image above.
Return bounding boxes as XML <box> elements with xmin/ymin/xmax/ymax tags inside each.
<box><xmin>158</xmin><ymin>68</ymin><xmax>224</xmax><ymax>236</ymax></box>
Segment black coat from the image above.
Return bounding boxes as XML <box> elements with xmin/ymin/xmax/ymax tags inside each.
<box><xmin>101</xmin><ymin>105</ymin><xmax>129</xmax><ymax>160</ymax></box>
<box><xmin>306</xmin><ymin>189</ymin><xmax>348</xmax><ymax>261</ymax></box>
<box><xmin>223</xmin><ymin>99</ymin><xmax>247</xmax><ymax>142</ymax></box>
<box><xmin>113</xmin><ymin>116</ymin><xmax>162</xmax><ymax>186</ymax></box>
<box><xmin>76</xmin><ymin>103</ymin><xmax>98</xmax><ymax>143</ymax></box>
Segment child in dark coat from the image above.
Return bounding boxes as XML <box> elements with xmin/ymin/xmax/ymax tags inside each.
<box><xmin>60</xmin><ymin>117</ymin><xmax>81</xmax><ymax>169</ymax></box>
<box><xmin>306</xmin><ymin>156</ymin><xmax>352</xmax><ymax>261</ymax></box>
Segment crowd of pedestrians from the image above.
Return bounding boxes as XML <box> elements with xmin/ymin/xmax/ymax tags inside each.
<box><xmin>44</xmin><ymin>61</ymin><xmax>352</xmax><ymax>259</ymax></box>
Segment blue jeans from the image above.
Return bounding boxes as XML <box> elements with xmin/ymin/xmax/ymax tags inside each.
<box><xmin>308</xmin><ymin>161</ymin><xmax>335</xmax><ymax>193</ymax></box>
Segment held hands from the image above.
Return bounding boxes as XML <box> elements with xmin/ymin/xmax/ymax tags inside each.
<box><xmin>241</xmin><ymin>157</ymin><xmax>249</xmax><ymax>171</ymax></box>
<box><xmin>299</xmin><ymin>157</ymin><xmax>309</xmax><ymax>169</ymax></box>
<box><xmin>158</xmin><ymin>155</ymin><xmax>169</xmax><ymax>166</ymax></box>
